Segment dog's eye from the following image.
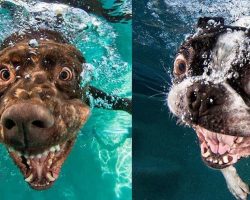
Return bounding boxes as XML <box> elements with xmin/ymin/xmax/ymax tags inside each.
<box><xmin>174</xmin><ymin>55</ymin><xmax>188</xmax><ymax>75</ymax></box>
<box><xmin>59</xmin><ymin>67</ymin><xmax>73</xmax><ymax>81</ymax></box>
<box><xmin>0</xmin><ymin>68</ymin><xmax>10</xmax><ymax>81</ymax></box>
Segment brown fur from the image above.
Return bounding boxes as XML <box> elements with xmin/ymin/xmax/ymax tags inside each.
<box><xmin>0</xmin><ymin>29</ymin><xmax>90</xmax><ymax>189</ymax></box>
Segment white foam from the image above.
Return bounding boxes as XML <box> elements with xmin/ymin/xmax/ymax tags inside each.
<box><xmin>231</xmin><ymin>16</ymin><xmax>250</xmax><ymax>28</ymax></box>
<box><xmin>167</xmin><ymin>78</ymin><xmax>194</xmax><ymax>115</ymax></box>
<box><xmin>211</xmin><ymin>30</ymin><xmax>245</xmax><ymax>69</ymax></box>
<box><xmin>200</xmin><ymin>26</ymin><xmax>249</xmax><ymax>84</ymax></box>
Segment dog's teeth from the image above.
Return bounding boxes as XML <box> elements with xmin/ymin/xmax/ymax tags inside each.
<box><xmin>24</xmin><ymin>154</ymin><xmax>29</xmax><ymax>158</ymax></box>
<box><xmin>8</xmin><ymin>147</ymin><xmax>14</xmax><ymax>152</ymax></box>
<box><xmin>235</xmin><ymin>137</ymin><xmax>243</xmax><ymax>143</ymax></box>
<box><xmin>17</xmin><ymin>151</ymin><xmax>22</xmax><ymax>157</ymax></box>
<box><xmin>30</xmin><ymin>155</ymin><xmax>34</xmax><ymax>159</ymax></box>
<box><xmin>43</xmin><ymin>151</ymin><xmax>48</xmax><ymax>157</ymax></box>
<box><xmin>219</xmin><ymin>160</ymin><xmax>223</xmax><ymax>165</ymax></box>
<box><xmin>50</xmin><ymin>147</ymin><xmax>56</xmax><ymax>152</ymax></box>
<box><xmin>55</xmin><ymin>145</ymin><xmax>60</xmax><ymax>152</ymax></box>
<box><xmin>50</xmin><ymin>145</ymin><xmax>61</xmax><ymax>152</ymax></box>
<box><xmin>212</xmin><ymin>159</ymin><xmax>218</xmax><ymax>164</ymax></box>
<box><xmin>208</xmin><ymin>157</ymin><xmax>212</xmax><ymax>162</ymax></box>
<box><xmin>48</xmin><ymin>159</ymin><xmax>52</xmax><ymax>166</ymax></box>
<box><xmin>51</xmin><ymin>153</ymin><xmax>55</xmax><ymax>159</ymax></box>
<box><xmin>46</xmin><ymin>172</ymin><xmax>55</xmax><ymax>182</ymax></box>
<box><xmin>202</xmin><ymin>150</ymin><xmax>210</xmax><ymax>158</ymax></box>
<box><xmin>25</xmin><ymin>174</ymin><xmax>33</xmax><ymax>183</ymax></box>
<box><xmin>47</xmin><ymin>159</ymin><xmax>53</xmax><ymax>169</ymax></box>
<box><xmin>27</xmin><ymin>160</ymin><xmax>30</xmax><ymax>165</ymax></box>
<box><xmin>36</xmin><ymin>154</ymin><xmax>42</xmax><ymax>159</ymax></box>
<box><xmin>223</xmin><ymin>155</ymin><xmax>229</xmax><ymax>163</ymax></box>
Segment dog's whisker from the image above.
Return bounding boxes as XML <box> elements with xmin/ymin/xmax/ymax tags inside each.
<box><xmin>148</xmin><ymin>92</ymin><xmax>166</xmax><ymax>99</ymax></box>
<box><xmin>145</xmin><ymin>84</ymin><xmax>166</xmax><ymax>94</ymax></box>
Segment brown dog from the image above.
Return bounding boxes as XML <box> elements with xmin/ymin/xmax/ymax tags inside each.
<box><xmin>0</xmin><ymin>29</ymin><xmax>131</xmax><ymax>190</ymax></box>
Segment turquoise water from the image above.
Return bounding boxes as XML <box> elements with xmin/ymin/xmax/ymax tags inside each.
<box><xmin>133</xmin><ymin>0</ymin><xmax>250</xmax><ymax>199</ymax></box>
<box><xmin>0</xmin><ymin>1</ymin><xmax>131</xmax><ymax>200</ymax></box>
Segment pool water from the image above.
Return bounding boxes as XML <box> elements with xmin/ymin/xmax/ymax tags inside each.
<box><xmin>133</xmin><ymin>0</ymin><xmax>250</xmax><ymax>200</ymax></box>
<box><xmin>0</xmin><ymin>1</ymin><xmax>131</xmax><ymax>200</ymax></box>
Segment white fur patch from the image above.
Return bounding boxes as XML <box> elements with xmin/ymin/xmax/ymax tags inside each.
<box><xmin>222</xmin><ymin>82</ymin><xmax>249</xmax><ymax>111</ymax></box>
<box><xmin>212</xmin><ymin>31</ymin><xmax>245</xmax><ymax>69</ymax></box>
<box><xmin>167</xmin><ymin>78</ymin><xmax>193</xmax><ymax>116</ymax></box>
<box><xmin>231</xmin><ymin>16</ymin><xmax>250</xmax><ymax>28</ymax></box>
<box><xmin>203</xmin><ymin>30</ymin><xmax>247</xmax><ymax>85</ymax></box>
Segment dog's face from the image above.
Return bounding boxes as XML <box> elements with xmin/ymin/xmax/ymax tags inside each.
<box><xmin>0</xmin><ymin>31</ymin><xmax>90</xmax><ymax>189</ymax></box>
<box><xmin>168</xmin><ymin>18</ymin><xmax>250</xmax><ymax>169</ymax></box>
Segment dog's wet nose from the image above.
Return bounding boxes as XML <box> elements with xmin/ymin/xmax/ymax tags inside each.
<box><xmin>1</xmin><ymin>103</ymin><xmax>54</xmax><ymax>148</ymax></box>
<box><xmin>186</xmin><ymin>84</ymin><xmax>224</xmax><ymax>116</ymax></box>
<box><xmin>32</xmin><ymin>71</ymin><xmax>47</xmax><ymax>84</ymax></box>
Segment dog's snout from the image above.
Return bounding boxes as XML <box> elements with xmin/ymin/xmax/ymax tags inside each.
<box><xmin>186</xmin><ymin>84</ymin><xmax>224</xmax><ymax>116</ymax></box>
<box><xmin>1</xmin><ymin>103</ymin><xmax>54</xmax><ymax>148</ymax></box>
<box><xmin>32</xmin><ymin>71</ymin><xmax>48</xmax><ymax>84</ymax></box>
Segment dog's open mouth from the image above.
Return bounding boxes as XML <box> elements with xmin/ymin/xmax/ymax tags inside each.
<box><xmin>194</xmin><ymin>126</ymin><xmax>249</xmax><ymax>169</ymax></box>
<box><xmin>6</xmin><ymin>139</ymin><xmax>75</xmax><ymax>190</ymax></box>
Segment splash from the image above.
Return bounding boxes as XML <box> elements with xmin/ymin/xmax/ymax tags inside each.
<box><xmin>164</xmin><ymin>0</ymin><xmax>250</xmax><ymax>23</ymax></box>
<box><xmin>0</xmin><ymin>0</ymin><xmax>131</xmax><ymax>198</ymax></box>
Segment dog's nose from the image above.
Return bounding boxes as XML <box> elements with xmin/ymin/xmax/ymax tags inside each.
<box><xmin>32</xmin><ymin>71</ymin><xmax>47</xmax><ymax>84</ymax></box>
<box><xmin>1</xmin><ymin>103</ymin><xmax>54</xmax><ymax>149</ymax></box>
<box><xmin>186</xmin><ymin>83</ymin><xmax>224</xmax><ymax>116</ymax></box>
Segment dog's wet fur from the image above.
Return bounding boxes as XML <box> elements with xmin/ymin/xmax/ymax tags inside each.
<box><xmin>0</xmin><ymin>29</ymin><xmax>90</xmax><ymax>190</ymax></box>
<box><xmin>168</xmin><ymin>17</ymin><xmax>250</xmax><ymax>199</ymax></box>
<box><xmin>0</xmin><ymin>28</ymin><xmax>131</xmax><ymax>190</ymax></box>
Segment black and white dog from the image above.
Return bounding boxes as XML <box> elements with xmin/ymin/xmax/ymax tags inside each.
<box><xmin>168</xmin><ymin>17</ymin><xmax>250</xmax><ymax>200</ymax></box>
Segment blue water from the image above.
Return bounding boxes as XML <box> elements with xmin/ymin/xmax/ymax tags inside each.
<box><xmin>133</xmin><ymin>0</ymin><xmax>250</xmax><ymax>200</ymax></box>
<box><xmin>0</xmin><ymin>1</ymin><xmax>131</xmax><ymax>200</ymax></box>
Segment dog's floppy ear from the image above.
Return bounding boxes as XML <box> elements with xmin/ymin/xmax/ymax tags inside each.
<box><xmin>197</xmin><ymin>17</ymin><xmax>224</xmax><ymax>29</ymax></box>
<box><xmin>86</xmin><ymin>86</ymin><xmax>132</xmax><ymax>114</ymax></box>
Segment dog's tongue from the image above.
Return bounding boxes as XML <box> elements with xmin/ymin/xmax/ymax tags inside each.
<box><xmin>30</xmin><ymin>157</ymin><xmax>49</xmax><ymax>180</ymax></box>
<box><xmin>201</xmin><ymin>128</ymin><xmax>235</xmax><ymax>154</ymax></box>
<box><xmin>208</xmin><ymin>141</ymin><xmax>231</xmax><ymax>154</ymax></box>
<box><xmin>28</xmin><ymin>152</ymin><xmax>59</xmax><ymax>183</ymax></box>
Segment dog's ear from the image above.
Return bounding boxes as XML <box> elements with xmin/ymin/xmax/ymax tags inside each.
<box><xmin>189</xmin><ymin>17</ymin><xmax>225</xmax><ymax>52</ymax></box>
<box><xmin>197</xmin><ymin>17</ymin><xmax>224</xmax><ymax>29</ymax></box>
<box><xmin>86</xmin><ymin>86</ymin><xmax>132</xmax><ymax>114</ymax></box>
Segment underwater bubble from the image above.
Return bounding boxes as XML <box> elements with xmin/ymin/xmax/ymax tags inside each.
<box><xmin>28</xmin><ymin>39</ymin><xmax>38</xmax><ymax>47</ymax></box>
